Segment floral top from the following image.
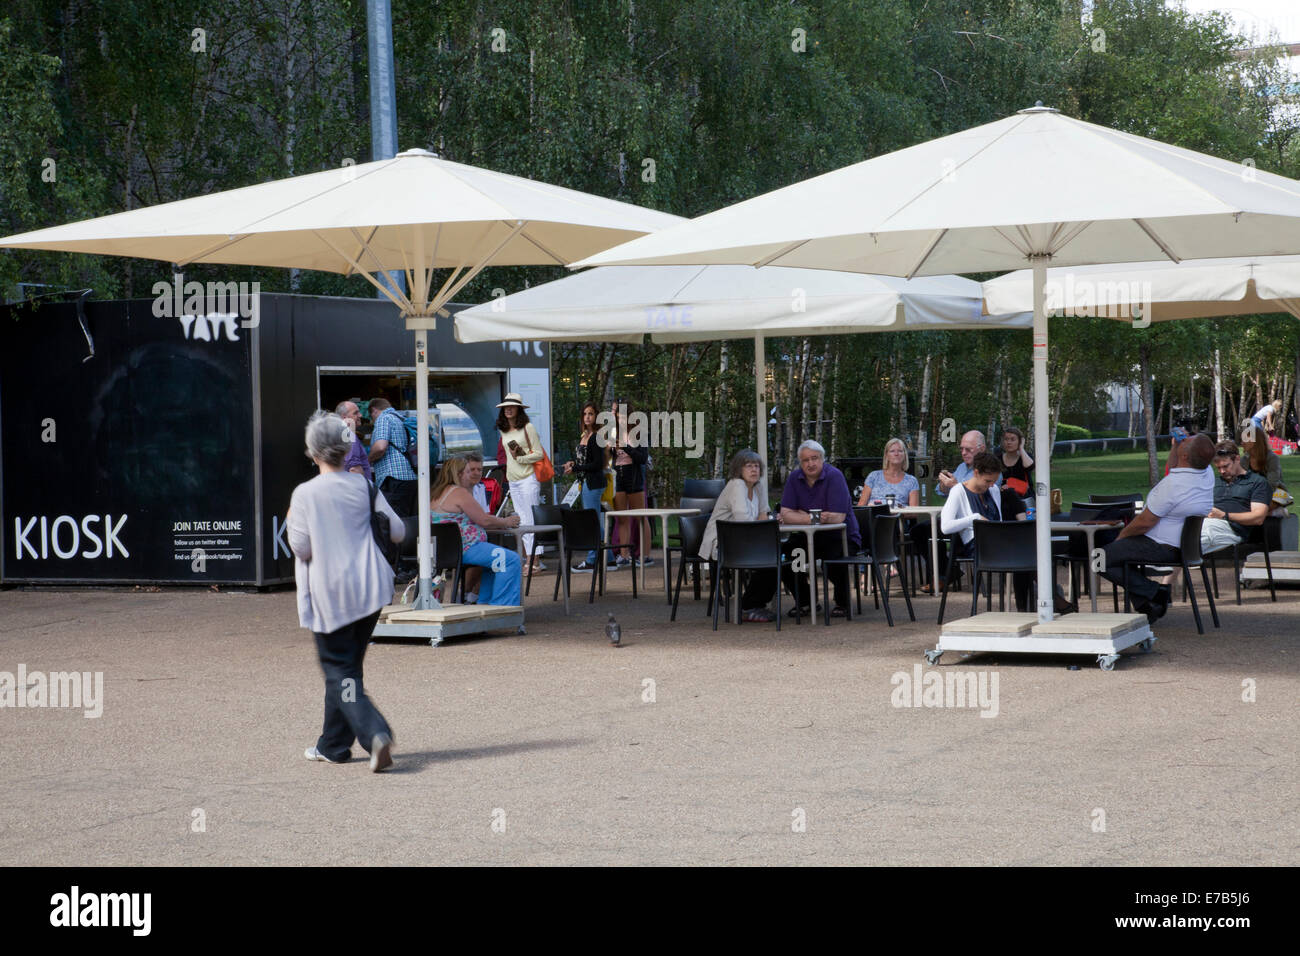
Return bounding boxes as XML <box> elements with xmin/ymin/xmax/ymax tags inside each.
<box><xmin>431</xmin><ymin>491</ymin><xmax>487</xmax><ymax>553</ymax></box>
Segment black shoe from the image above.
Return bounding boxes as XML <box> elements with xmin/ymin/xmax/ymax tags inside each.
<box><xmin>787</xmin><ymin>604</ymin><xmax>812</xmax><ymax>618</ymax></box>
<box><xmin>1144</xmin><ymin>586</ymin><xmax>1171</xmax><ymax>625</ymax></box>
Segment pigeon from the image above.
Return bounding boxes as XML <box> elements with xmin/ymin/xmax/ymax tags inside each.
<box><xmin>605</xmin><ymin>613</ymin><xmax>621</xmax><ymax>646</ymax></box>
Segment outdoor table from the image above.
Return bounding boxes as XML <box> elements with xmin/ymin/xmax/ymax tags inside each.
<box><xmin>497</xmin><ymin>524</ymin><xmax>569</xmax><ymax>615</ymax></box>
<box><xmin>604</xmin><ymin>507</ymin><xmax>701</xmax><ymax>603</ymax></box>
<box><xmin>1051</xmin><ymin>520</ymin><xmax>1124</xmax><ymax>613</ymax></box>
<box><xmin>778</xmin><ymin>522</ymin><xmax>848</xmax><ymax>624</ymax></box>
<box><xmin>891</xmin><ymin>504</ymin><xmax>944</xmax><ymax>593</ymax></box>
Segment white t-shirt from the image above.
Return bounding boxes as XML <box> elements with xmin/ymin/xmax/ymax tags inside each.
<box><xmin>1143</xmin><ymin>467</ymin><xmax>1214</xmax><ymax>548</ymax></box>
<box><xmin>1254</xmin><ymin>404</ymin><xmax>1273</xmax><ymax>419</ymax></box>
<box><xmin>472</xmin><ymin>482</ymin><xmax>488</xmax><ymax>511</ymax></box>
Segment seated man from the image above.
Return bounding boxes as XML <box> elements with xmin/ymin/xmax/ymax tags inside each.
<box><xmin>1101</xmin><ymin>433</ymin><xmax>1216</xmax><ymax>624</ymax></box>
<box><xmin>911</xmin><ymin>429</ymin><xmax>1000</xmax><ymax>592</ymax></box>
<box><xmin>778</xmin><ymin>440</ymin><xmax>861</xmax><ymax>617</ymax></box>
<box><xmin>1201</xmin><ymin>440</ymin><xmax>1271</xmax><ymax>554</ymax></box>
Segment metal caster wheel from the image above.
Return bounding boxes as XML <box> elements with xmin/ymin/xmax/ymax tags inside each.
<box><xmin>924</xmin><ymin>648</ymin><xmax>943</xmax><ymax>665</ymax></box>
<box><xmin>517</xmin><ymin>625</ymin><xmax>527</xmax><ymax>635</ymax></box>
<box><xmin>1139</xmin><ymin>638</ymin><xmax>1155</xmax><ymax>653</ymax></box>
<box><xmin>1097</xmin><ymin>653</ymin><xmax>1119</xmax><ymax>671</ymax></box>
<box><xmin>429</xmin><ymin>637</ymin><xmax>443</xmax><ymax>648</ymax></box>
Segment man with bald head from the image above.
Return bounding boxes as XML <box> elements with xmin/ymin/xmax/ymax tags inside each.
<box><xmin>911</xmin><ymin>429</ymin><xmax>1000</xmax><ymax>591</ymax></box>
<box><xmin>335</xmin><ymin>399</ymin><xmax>372</xmax><ymax>481</ymax></box>
<box><xmin>1101</xmin><ymin>432</ymin><xmax>1216</xmax><ymax>624</ymax></box>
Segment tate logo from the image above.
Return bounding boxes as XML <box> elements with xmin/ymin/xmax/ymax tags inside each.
<box><xmin>13</xmin><ymin>515</ymin><xmax>129</xmax><ymax>559</ymax></box>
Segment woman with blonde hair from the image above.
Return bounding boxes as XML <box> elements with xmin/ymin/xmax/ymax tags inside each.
<box><xmin>857</xmin><ymin>437</ymin><xmax>920</xmax><ymax>507</ymax></box>
<box><xmin>429</xmin><ymin>456</ymin><xmax>524</xmax><ymax>605</ymax></box>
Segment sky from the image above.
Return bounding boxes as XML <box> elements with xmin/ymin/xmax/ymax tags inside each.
<box><xmin>1173</xmin><ymin>0</ymin><xmax>1300</xmax><ymax>46</ymax></box>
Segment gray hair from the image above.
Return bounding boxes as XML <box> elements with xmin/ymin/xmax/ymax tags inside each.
<box><xmin>463</xmin><ymin>450</ymin><xmax>484</xmax><ymax>464</ymax></box>
<box><xmin>334</xmin><ymin>399</ymin><xmax>357</xmax><ymax>416</ymax></box>
<box><xmin>797</xmin><ymin>439</ymin><xmax>825</xmax><ymax>459</ymax></box>
<box><xmin>304</xmin><ymin>411</ymin><xmax>352</xmax><ymax>467</ymax></box>
<box><xmin>727</xmin><ymin>448</ymin><xmax>763</xmax><ymax>479</ymax></box>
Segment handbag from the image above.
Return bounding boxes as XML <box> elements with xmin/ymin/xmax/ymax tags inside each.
<box><xmin>524</xmin><ymin>428</ymin><xmax>555</xmax><ymax>483</ymax></box>
<box><xmin>368</xmin><ymin>480</ymin><xmax>400</xmax><ymax>567</ymax></box>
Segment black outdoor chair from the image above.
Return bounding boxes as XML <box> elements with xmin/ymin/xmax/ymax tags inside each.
<box><xmin>1058</xmin><ymin>503</ymin><xmax>1132</xmax><ymax>600</ymax></box>
<box><xmin>401</xmin><ymin>517</ymin><xmax>464</xmax><ymax>603</ymax></box>
<box><xmin>713</xmin><ymin>519</ymin><xmax>792</xmax><ymax>630</ymax></box>
<box><xmin>670</xmin><ymin>513</ymin><xmax>713</xmax><ymax>620</ymax></box>
<box><xmin>684</xmin><ymin>478</ymin><xmax>727</xmax><ymax>499</ymax></box>
<box><xmin>1071</xmin><ymin>501</ymin><xmax>1137</xmax><ymax>522</ymax></box>
<box><xmin>666</xmin><ymin>495</ymin><xmax>719</xmax><ymax>570</ymax></box>
<box><xmin>966</xmin><ymin>520</ymin><xmax>1038</xmax><ymax>618</ymax></box>
<box><xmin>1113</xmin><ymin>514</ymin><xmax>1219</xmax><ymax>634</ymax></box>
<box><xmin>524</xmin><ymin>503</ymin><xmax>564</xmax><ymax>597</ymax></box>
<box><xmin>1206</xmin><ymin>514</ymin><xmax>1282</xmax><ymax>605</ymax></box>
<box><xmin>819</xmin><ymin>513</ymin><xmax>914</xmax><ymax>626</ymax></box>
<box><xmin>1089</xmin><ymin>493</ymin><xmax>1143</xmax><ymax>504</ymax></box>
<box><xmin>554</xmin><ymin>507</ymin><xmax>622</xmax><ymax>603</ymax></box>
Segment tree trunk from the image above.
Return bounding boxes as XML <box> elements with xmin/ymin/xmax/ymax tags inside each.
<box><xmin>829</xmin><ymin>352</ymin><xmax>840</xmax><ymax>459</ymax></box>
<box><xmin>1050</xmin><ymin>358</ymin><xmax>1071</xmax><ymax>450</ymax></box>
<box><xmin>814</xmin><ymin>342</ymin><xmax>830</xmax><ymax>446</ymax></box>
<box><xmin>917</xmin><ymin>353</ymin><xmax>933</xmax><ymax>456</ymax></box>
<box><xmin>799</xmin><ymin>337</ymin><xmax>812</xmax><ymax>442</ymax></box>
<box><xmin>1141</xmin><ymin>344</ymin><xmax>1158</xmax><ymax>486</ymax></box>
<box><xmin>714</xmin><ymin>341</ymin><xmax>729</xmax><ymax>478</ymax></box>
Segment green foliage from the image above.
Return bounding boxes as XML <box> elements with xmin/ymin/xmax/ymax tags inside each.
<box><xmin>1055</xmin><ymin>423</ymin><xmax>1091</xmax><ymax>441</ymax></box>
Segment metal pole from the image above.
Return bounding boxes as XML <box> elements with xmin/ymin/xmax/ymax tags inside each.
<box><xmin>755</xmin><ymin>332</ymin><xmax>768</xmax><ymax>474</ymax></box>
<box><xmin>1032</xmin><ymin>257</ymin><xmax>1053</xmax><ymax>623</ymax></box>
<box><xmin>414</xmin><ymin>331</ymin><xmax>436</xmax><ymax>608</ymax></box>
<box><xmin>367</xmin><ymin>0</ymin><xmax>405</xmax><ymax>297</ymax></box>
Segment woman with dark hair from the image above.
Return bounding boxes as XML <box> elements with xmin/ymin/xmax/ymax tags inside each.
<box><xmin>497</xmin><ymin>393</ymin><xmax>545</xmax><ymax>572</ymax></box>
<box><xmin>699</xmin><ymin>449</ymin><xmax>776</xmax><ymax>621</ymax></box>
<box><xmin>999</xmin><ymin>426</ymin><xmax>1034</xmax><ymax>498</ymax></box>
<box><xmin>563</xmin><ymin>401</ymin><xmax>611</xmax><ymax>572</ymax></box>
<box><xmin>1240</xmin><ymin>420</ymin><xmax>1284</xmax><ymax>492</ymax></box>
<box><xmin>609</xmin><ymin>397</ymin><xmax>650</xmax><ymax>568</ymax></box>
<box><xmin>288</xmin><ymin>411</ymin><xmax>405</xmax><ymax>772</ymax></box>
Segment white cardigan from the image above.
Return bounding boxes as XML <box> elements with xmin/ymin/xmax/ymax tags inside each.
<box><xmin>699</xmin><ymin>477</ymin><xmax>770</xmax><ymax>560</ymax></box>
<box><xmin>939</xmin><ymin>483</ymin><xmax>1004</xmax><ymax>547</ymax></box>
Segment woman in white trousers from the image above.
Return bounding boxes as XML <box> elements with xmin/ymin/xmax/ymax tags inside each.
<box><xmin>497</xmin><ymin>393</ymin><xmax>546</xmax><ymax>572</ymax></box>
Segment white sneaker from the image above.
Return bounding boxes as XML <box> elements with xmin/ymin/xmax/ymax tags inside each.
<box><xmin>305</xmin><ymin>746</ymin><xmax>344</xmax><ymax>763</ymax></box>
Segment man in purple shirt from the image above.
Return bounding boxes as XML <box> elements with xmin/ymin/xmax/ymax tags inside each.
<box><xmin>779</xmin><ymin>440</ymin><xmax>861</xmax><ymax>617</ymax></box>
<box><xmin>335</xmin><ymin>400</ymin><xmax>372</xmax><ymax>481</ymax></box>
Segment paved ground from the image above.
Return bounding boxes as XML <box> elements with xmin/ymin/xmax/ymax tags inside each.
<box><xmin>1</xmin><ymin>566</ymin><xmax>1296</xmax><ymax>866</ymax></box>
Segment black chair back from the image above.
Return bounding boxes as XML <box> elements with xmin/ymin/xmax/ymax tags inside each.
<box><xmin>1180</xmin><ymin>514</ymin><xmax>1207</xmax><ymax>565</ymax></box>
<box><xmin>678</xmin><ymin>514</ymin><xmax>711</xmax><ymax>560</ymax></box>
<box><xmin>430</xmin><ymin>522</ymin><xmax>464</xmax><ymax>572</ymax></box>
<box><xmin>716</xmin><ymin>519</ymin><xmax>781</xmax><ymax>570</ymax></box>
<box><xmin>1069</xmin><ymin>502</ymin><xmax>1135</xmax><ymax>523</ymax></box>
<box><xmin>400</xmin><ymin>516</ymin><xmax>420</xmax><ymax>561</ymax></box>
<box><xmin>558</xmin><ymin>507</ymin><xmax>602</xmax><ymax>552</ymax></box>
<box><xmin>679</xmin><ymin>496</ymin><xmax>718</xmax><ymax>516</ymax></box>
<box><xmin>870</xmin><ymin>515</ymin><xmax>902</xmax><ymax>564</ymax></box>
<box><xmin>530</xmin><ymin>503</ymin><xmax>564</xmax><ymax>541</ymax></box>
<box><xmin>1089</xmin><ymin>493</ymin><xmax>1143</xmax><ymax>504</ymax></box>
<box><xmin>684</xmin><ymin>478</ymin><xmax>727</xmax><ymax>499</ymax></box>
<box><xmin>972</xmin><ymin>520</ymin><xmax>1037</xmax><ymax>573</ymax></box>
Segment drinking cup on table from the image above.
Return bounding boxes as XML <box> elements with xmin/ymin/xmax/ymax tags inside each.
<box><xmin>885</xmin><ymin>493</ymin><xmax>896</xmax><ymax>509</ymax></box>
<box><xmin>809</xmin><ymin>509</ymin><xmax>822</xmax><ymax>525</ymax></box>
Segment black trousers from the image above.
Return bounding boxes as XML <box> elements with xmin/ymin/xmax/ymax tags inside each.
<box><xmin>380</xmin><ymin>476</ymin><xmax>418</xmax><ymax>518</ymax></box>
<box><xmin>1101</xmin><ymin>535</ymin><xmax>1181</xmax><ymax>608</ymax></box>
<box><xmin>312</xmin><ymin>609</ymin><xmax>391</xmax><ymax>762</ymax></box>
<box><xmin>909</xmin><ymin>517</ymin><xmax>955</xmax><ymax>583</ymax></box>
<box><xmin>782</xmin><ymin>530</ymin><xmax>851</xmax><ymax>609</ymax></box>
<box><xmin>718</xmin><ymin>567</ymin><xmax>778</xmax><ymax>610</ymax></box>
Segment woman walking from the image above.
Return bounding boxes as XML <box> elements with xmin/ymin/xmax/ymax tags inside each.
<box><xmin>497</xmin><ymin>393</ymin><xmax>546</xmax><ymax>572</ymax></box>
<box><xmin>288</xmin><ymin>411</ymin><xmax>404</xmax><ymax>773</ymax></box>
<box><xmin>563</xmin><ymin>401</ymin><xmax>611</xmax><ymax>571</ymax></box>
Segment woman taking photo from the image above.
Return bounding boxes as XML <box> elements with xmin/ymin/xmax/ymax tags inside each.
<box><xmin>857</xmin><ymin>437</ymin><xmax>920</xmax><ymax>507</ymax></box>
<box><xmin>287</xmin><ymin>411</ymin><xmax>404</xmax><ymax>773</ymax></box>
<box><xmin>999</xmin><ymin>426</ymin><xmax>1034</xmax><ymax>499</ymax></box>
<box><xmin>610</xmin><ymin>397</ymin><xmax>650</xmax><ymax>568</ymax></box>
<box><xmin>429</xmin><ymin>457</ymin><xmax>524</xmax><ymax>606</ymax></box>
<box><xmin>497</xmin><ymin>393</ymin><xmax>545</xmax><ymax>572</ymax></box>
<box><xmin>563</xmin><ymin>401</ymin><xmax>611</xmax><ymax>572</ymax></box>
<box><xmin>700</xmin><ymin>449</ymin><xmax>776</xmax><ymax>622</ymax></box>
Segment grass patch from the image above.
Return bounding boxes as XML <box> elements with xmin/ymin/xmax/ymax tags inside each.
<box><xmin>1049</xmin><ymin>449</ymin><xmax>1299</xmax><ymax>506</ymax></box>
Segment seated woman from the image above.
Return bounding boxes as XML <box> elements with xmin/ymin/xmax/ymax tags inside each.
<box><xmin>699</xmin><ymin>449</ymin><xmax>776</xmax><ymax>622</ymax></box>
<box><xmin>1240</xmin><ymin>421</ymin><xmax>1284</xmax><ymax>493</ymax></box>
<box><xmin>428</xmin><ymin>457</ymin><xmax>523</xmax><ymax>606</ymax></box>
<box><xmin>941</xmin><ymin>451</ymin><xmax>1034</xmax><ymax>612</ymax></box>
<box><xmin>999</xmin><ymin>426</ymin><xmax>1034</xmax><ymax>498</ymax></box>
<box><xmin>857</xmin><ymin>437</ymin><xmax>921</xmax><ymax>507</ymax></box>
